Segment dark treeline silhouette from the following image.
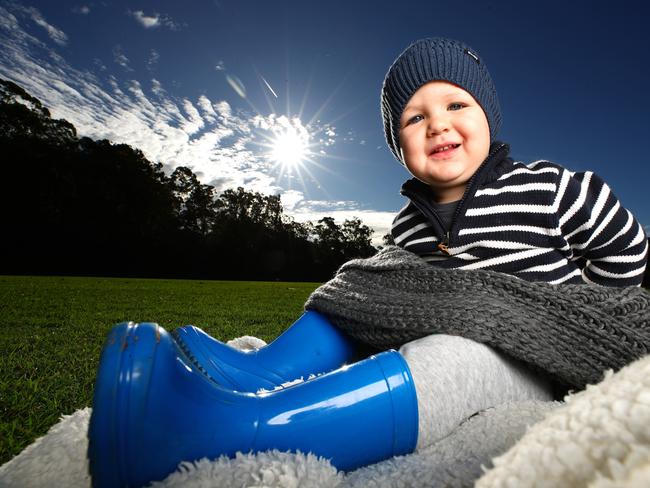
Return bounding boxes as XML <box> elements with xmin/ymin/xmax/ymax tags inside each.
<box><xmin>0</xmin><ymin>79</ymin><xmax>376</xmax><ymax>281</ymax></box>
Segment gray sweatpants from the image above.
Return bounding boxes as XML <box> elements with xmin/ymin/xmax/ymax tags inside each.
<box><xmin>399</xmin><ymin>334</ymin><xmax>554</xmax><ymax>450</ymax></box>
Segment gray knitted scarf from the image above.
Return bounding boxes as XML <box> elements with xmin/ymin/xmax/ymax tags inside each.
<box><xmin>305</xmin><ymin>246</ymin><xmax>650</xmax><ymax>390</ymax></box>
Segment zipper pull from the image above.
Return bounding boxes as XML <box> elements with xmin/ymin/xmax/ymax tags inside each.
<box><xmin>437</xmin><ymin>232</ymin><xmax>451</xmax><ymax>255</ymax></box>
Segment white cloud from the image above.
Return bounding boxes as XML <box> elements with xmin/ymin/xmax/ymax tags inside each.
<box><xmin>316</xmin><ymin>125</ymin><xmax>336</xmax><ymax>147</ymax></box>
<box><xmin>10</xmin><ymin>3</ymin><xmax>68</xmax><ymax>46</ymax></box>
<box><xmin>213</xmin><ymin>100</ymin><xmax>232</xmax><ymax>122</ymax></box>
<box><xmin>280</xmin><ymin>190</ymin><xmax>305</xmax><ymax>211</ymax></box>
<box><xmin>130</xmin><ymin>10</ymin><xmax>159</xmax><ymax>28</ymax></box>
<box><xmin>181</xmin><ymin>99</ymin><xmax>204</xmax><ymax>135</ymax></box>
<box><xmin>287</xmin><ymin>201</ymin><xmax>396</xmax><ymax>246</ymax></box>
<box><xmin>72</xmin><ymin>6</ymin><xmax>90</xmax><ymax>15</ymax></box>
<box><xmin>29</xmin><ymin>9</ymin><xmax>67</xmax><ymax>46</ymax></box>
<box><xmin>197</xmin><ymin>94</ymin><xmax>217</xmax><ymax>123</ymax></box>
<box><xmin>291</xmin><ymin>199</ymin><xmax>360</xmax><ymax>212</ymax></box>
<box><xmin>0</xmin><ymin>3</ymin><xmax>393</xmax><ymax>246</ymax></box>
<box><xmin>93</xmin><ymin>58</ymin><xmax>107</xmax><ymax>71</ymax></box>
<box><xmin>147</xmin><ymin>49</ymin><xmax>160</xmax><ymax>70</ymax></box>
<box><xmin>112</xmin><ymin>45</ymin><xmax>131</xmax><ymax>71</ymax></box>
<box><xmin>129</xmin><ymin>10</ymin><xmax>183</xmax><ymax>31</ymax></box>
<box><xmin>151</xmin><ymin>78</ymin><xmax>164</xmax><ymax>95</ymax></box>
<box><xmin>277</xmin><ymin>192</ymin><xmax>395</xmax><ymax>245</ymax></box>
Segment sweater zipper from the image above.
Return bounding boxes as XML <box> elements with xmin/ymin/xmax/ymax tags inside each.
<box><xmin>437</xmin><ymin>232</ymin><xmax>451</xmax><ymax>254</ymax></box>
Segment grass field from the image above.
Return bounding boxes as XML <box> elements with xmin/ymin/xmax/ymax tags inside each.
<box><xmin>0</xmin><ymin>275</ymin><xmax>321</xmax><ymax>466</ymax></box>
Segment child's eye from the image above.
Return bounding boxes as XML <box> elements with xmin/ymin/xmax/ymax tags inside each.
<box><xmin>406</xmin><ymin>114</ymin><xmax>424</xmax><ymax>125</ymax></box>
<box><xmin>448</xmin><ymin>103</ymin><xmax>465</xmax><ymax>111</ymax></box>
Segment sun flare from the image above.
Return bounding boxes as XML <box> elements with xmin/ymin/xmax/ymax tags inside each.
<box><xmin>256</xmin><ymin>114</ymin><xmax>328</xmax><ymax>190</ymax></box>
<box><xmin>270</xmin><ymin>126</ymin><xmax>308</xmax><ymax>168</ymax></box>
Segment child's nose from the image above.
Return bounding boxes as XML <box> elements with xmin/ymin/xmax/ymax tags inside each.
<box><xmin>427</xmin><ymin>115</ymin><xmax>449</xmax><ymax>136</ymax></box>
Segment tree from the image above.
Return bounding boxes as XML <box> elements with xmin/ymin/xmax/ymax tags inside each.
<box><xmin>313</xmin><ymin>217</ymin><xmax>345</xmax><ymax>252</ymax></box>
<box><xmin>169</xmin><ymin>166</ymin><xmax>218</xmax><ymax>236</ymax></box>
<box><xmin>0</xmin><ymin>79</ymin><xmax>76</xmax><ymax>143</ymax></box>
<box><xmin>214</xmin><ymin>188</ymin><xmax>289</xmax><ymax>230</ymax></box>
<box><xmin>342</xmin><ymin>217</ymin><xmax>374</xmax><ymax>258</ymax></box>
<box><xmin>382</xmin><ymin>233</ymin><xmax>395</xmax><ymax>246</ymax></box>
<box><xmin>208</xmin><ymin>187</ymin><xmax>319</xmax><ymax>280</ymax></box>
<box><xmin>308</xmin><ymin>217</ymin><xmax>376</xmax><ymax>280</ymax></box>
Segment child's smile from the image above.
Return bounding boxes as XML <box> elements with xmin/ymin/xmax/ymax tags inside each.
<box><xmin>429</xmin><ymin>142</ymin><xmax>461</xmax><ymax>159</ymax></box>
<box><xmin>398</xmin><ymin>81</ymin><xmax>490</xmax><ymax>203</ymax></box>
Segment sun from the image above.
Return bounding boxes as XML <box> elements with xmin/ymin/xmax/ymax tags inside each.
<box><xmin>270</xmin><ymin>126</ymin><xmax>308</xmax><ymax>168</ymax></box>
<box><xmin>256</xmin><ymin>114</ymin><xmax>327</xmax><ymax>189</ymax></box>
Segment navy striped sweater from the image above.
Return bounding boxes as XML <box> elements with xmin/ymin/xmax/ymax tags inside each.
<box><xmin>391</xmin><ymin>143</ymin><xmax>648</xmax><ymax>286</ymax></box>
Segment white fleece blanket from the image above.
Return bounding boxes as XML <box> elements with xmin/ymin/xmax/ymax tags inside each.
<box><xmin>2</xmin><ymin>337</ymin><xmax>649</xmax><ymax>488</ymax></box>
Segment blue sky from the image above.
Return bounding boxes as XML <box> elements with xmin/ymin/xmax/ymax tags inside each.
<box><xmin>1</xmin><ymin>0</ymin><xmax>648</xmax><ymax>243</ymax></box>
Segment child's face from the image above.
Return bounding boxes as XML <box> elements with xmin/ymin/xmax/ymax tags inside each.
<box><xmin>399</xmin><ymin>81</ymin><xmax>490</xmax><ymax>203</ymax></box>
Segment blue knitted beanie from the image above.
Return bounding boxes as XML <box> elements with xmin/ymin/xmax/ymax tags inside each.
<box><xmin>381</xmin><ymin>38</ymin><xmax>502</xmax><ymax>163</ymax></box>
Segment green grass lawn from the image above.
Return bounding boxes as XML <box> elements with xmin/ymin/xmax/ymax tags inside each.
<box><xmin>0</xmin><ymin>275</ymin><xmax>320</xmax><ymax>466</ymax></box>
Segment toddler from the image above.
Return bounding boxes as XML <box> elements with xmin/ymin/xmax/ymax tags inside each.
<box><xmin>384</xmin><ymin>38</ymin><xmax>647</xmax><ymax>286</ymax></box>
<box><xmin>87</xmin><ymin>38</ymin><xmax>647</xmax><ymax>487</ymax></box>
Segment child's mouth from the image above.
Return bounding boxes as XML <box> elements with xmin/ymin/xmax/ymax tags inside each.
<box><xmin>429</xmin><ymin>143</ymin><xmax>460</xmax><ymax>158</ymax></box>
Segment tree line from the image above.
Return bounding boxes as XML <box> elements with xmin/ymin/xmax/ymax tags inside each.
<box><xmin>0</xmin><ymin>79</ymin><xmax>377</xmax><ymax>282</ymax></box>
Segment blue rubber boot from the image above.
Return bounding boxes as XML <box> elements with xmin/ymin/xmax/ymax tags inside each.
<box><xmin>172</xmin><ymin>310</ymin><xmax>358</xmax><ymax>391</ymax></box>
<box><xmin>88</xmin><ymin>322</ymin><xmax>418</xmax><ymax>488</ymax></box>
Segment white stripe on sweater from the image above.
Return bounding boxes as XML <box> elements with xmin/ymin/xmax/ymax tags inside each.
<box><xmin>551</xmin><ymin>169</ymin><xmax>571</xmax><ymax>212</ymax></box>
<box><xmin>459</xmin><ymin>225</ymin><xmax>560</xmax><ymax>237</ymax></box>
<box><xmin>475</xmin><ymin>183</ymin><xmax>556</xmax><ymax>197</ymax></box>
<box><xmin>588</xmin><ymin>263</ymin><xmax>647</xmax><ymax>279</ymax></box>
<box><xmin>497</xmin><ymin>165</ymin><xmax>559</xmax><ymax>182</ymax></box>
<box><xmin>453</xmin><ymin>253</ymin><xmax>480</xmax><ymax>261</ymax></box>
<box><xmin>549</xmin><ymin>268</ymin><xmax>583</xmax><ymax>285</ymax></box>
<box><xmin>393</xmin><ymin>209</ymin><xmax>420</xmax><ymax>227</ymax></box>
<box><xmin>450</xmin><ymin>240</ymin><xmax>538</xmax><ymax>254</ymax></box>
<box><xmin>404</xmin><ymin>236</ymin><xmax>439</xmax><ymax>247</ymax></box>
<box><xmin>627</xmin><ymin>224</ymin><xmax>649</xmax><ymax>248</ymax></box>
<box><xmin>394</xmin><ymin>222</ymin><xmax>431</xmax><ymax>245</ymax></box>
<box><xmin>592</xmin><ymin>239</ymin><xmax>648</xmax><ymax>263</ymax></box>
<box><xmin>558</xmin><ymin>171</ymin><xmax>593</xmax><ymax>228</ymax></box>
<box><xmin>565</xmin><ymin>183</ymin><xmax>610</xmax><ymax>240</ymax></box>
<box><xmin>458</xmin><ymin>248</ymin><xmax>552</xmax><ymax>270</ymax></box>
<box><xmin>570</xmin><ymin>200</ymin><xmax>620</xmax><ymax>251</ymax></box>
<box><xmin>466</xmin><ymin>204</ymin><xmax>559</xmax><ymax>216</ymax></box>
<box><xmin>467</xmin><ymin>171</ymin><xmax>569</xmax><ymax>217</ymax></box>
<box><xmin>518</xmin><ymin>259</ymin><xmax>567</xmax><ymax>273</ymax></box>
<box><xmin>590</xmin><ymin>210</ymin><xmax>634</xmax><ymax>252</ymax></box>
<box><xmin>581</xmin><ymin>272</ymin><xmax>597</xmax><ymax>285</ymax></box>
